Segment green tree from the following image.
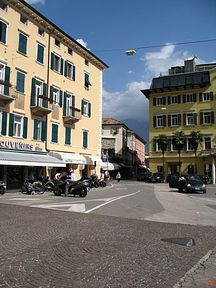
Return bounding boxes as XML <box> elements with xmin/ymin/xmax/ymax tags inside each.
<box><xmin>173</xmin><ymin>131</ymin><xmax>186</xmax><ymax>175</ymax></box>
<box><xmin>157</xmin><ymin>134</ymin><xmax>168</xmax><ymax>176</ymax></box>
<box><xmin>190</xmin><ymin>131</ymin><xmax>203</xmax><ymax>174</ymax></box>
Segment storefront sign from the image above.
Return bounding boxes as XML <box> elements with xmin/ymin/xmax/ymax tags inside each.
<box><xmin>0</xmin><ymin>141</ymin><xmax>43</xmax><ymax>152</ymax></box>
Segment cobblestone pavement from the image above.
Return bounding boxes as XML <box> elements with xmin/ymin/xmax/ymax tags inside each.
<box><xmin>0</xmin><ymin>203</ymin><xmax>216</xmax><ymax>288</ymax></box>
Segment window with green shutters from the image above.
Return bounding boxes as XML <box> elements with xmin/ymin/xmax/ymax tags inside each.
<box><xmin>65</xmin><ymin>127</ymin><xmax>71</xmax><ymax>145</ymax></box>
<box><xmin>9</xmin><ymin>113</ymin><xmax>27</xmax><ymax>138</ymax></box>
<box><xmin>51</xmin><ymin>123</ymin><xmax>58</xmax><ymax>143</ymax></box>
<box><xmin>84</xmin><ymin>72</ymin><xmax>91</xmax><ymax>88</ymax></box>
<box><xmin>50</xmin><ymin>52</ymin><xmax>64</xmax><ymax>74</ymax></box>
<box><xmin>81</xmin><ymin>100</ymin><xmax>91</xmax><ymax>117</ymax></box>
<box><xmin>16</xmin><ymin>71</ymin><xmax>25</xmax><ymax>93</ymax></box>
<box><xmin>18</xmin><ymin>32</ymin><xmax>27</xmax><ymax>55</ymax></box>
<box><xmin>0</xmin><ymin>20</ymin><xmax>7</xmax><ymax>44</ymax></box>
<box><xmin>37</xmin><ymin>43</ymin><xmax>44</xmax><ymax>64</ymax></box>
<box><xmin>1</xmin><ymin>111</ymin><xmax>7</xmax><ymax>135</ymax></box>
<box><xmin>83</xmin><ymin>130</ymin><xmax>88</xmax><ymax>148</ymax></box>
<box><xmin>64</xmin><ymin>61</ymin><xmax>75</xmax><ymax>80</ymax></box>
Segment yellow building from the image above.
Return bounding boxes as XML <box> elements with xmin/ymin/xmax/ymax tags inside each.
<box><xmin>141</xmin><ymin>58</ymin><xmax>216</xmax><ymax>184</ymax></box>
<box><xmin>0</xmin><ymin>0</ymin><xmax>108</xmax><ymax>189</ymax></box>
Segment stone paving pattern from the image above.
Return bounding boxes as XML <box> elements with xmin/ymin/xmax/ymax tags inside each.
<box><xmin>0</xmin><ymin>203</ymin><xmax>216</xmax><ymax>288</ymax></box>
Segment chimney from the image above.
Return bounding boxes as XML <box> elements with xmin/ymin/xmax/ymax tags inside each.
<box><xmin>184</xmin><ymin>57</ymin><xmax>196</xmax><ymax>72</ymax></box>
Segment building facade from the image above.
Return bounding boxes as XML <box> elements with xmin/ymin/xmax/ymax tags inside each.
<box><xmin>101</xmin><ymin>118</ymin><xmax>146</xmax><ymax>177</ymax></box>
<box><xmin>0</xmin><ymin>0</ymin><xmax>108</xmax><ymax>188</ymax></box>
<box><xmin>141</xmin><ymin>58</ymin><xmax>216</xmax><ymax>184</ymax></box>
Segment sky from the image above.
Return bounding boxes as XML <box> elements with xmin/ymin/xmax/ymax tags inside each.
<box><xmin>25</xmin><ymin>0</ymin><xmax>216</xmax><ymax>145</ymax></box>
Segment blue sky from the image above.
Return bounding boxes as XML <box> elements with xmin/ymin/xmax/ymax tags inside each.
<box><xmin>26</xmin><ymin>0</ymin><xmax>216</xmax><ymax>142</ymax></box>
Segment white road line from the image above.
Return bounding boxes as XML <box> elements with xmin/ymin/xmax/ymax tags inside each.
<box><xmin>85</xmin><ymin>190</ymin><xmax>141</xmax><ymax>214</ymax></box>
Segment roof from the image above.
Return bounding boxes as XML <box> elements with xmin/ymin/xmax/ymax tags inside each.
<box><xmin>14</xmin><ymin>0</ymin><xmax>108</xmax><ymax>70</ymax></box>
<box><xmin>102</xmin><ymin>118</ymin><xmax>124</xmax><ymax>125</ymax></box>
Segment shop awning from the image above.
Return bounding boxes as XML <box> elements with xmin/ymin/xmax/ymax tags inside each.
<box><xmin>102</xmin><ymin>162</ymin><xmax>120</xmax><ymax>171</ymax></box>
<box><xmin>84</xmin><ymin>155</ymin><xmax>104</xmax><ymax>166</ymax></box>
<box><xmin>0</xmin><ymin>150</ymin><xmax>65</xmax><ymax>167</ymax></box>
<box><xmin>49</xmin><ymin>151</ymin><xmax>86</xmax><ymax>164</ymax></box>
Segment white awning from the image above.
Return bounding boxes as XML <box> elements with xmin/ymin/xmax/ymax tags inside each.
<box><xmin>102</xmin><ymin>162</ymin><xmax>120</xmax><ymax>171</ymax></box>
<box><xmin>84</xmin><ymin>155</ymin><xmax>104</xmax><ymax>166</ymax></box>
<box><xmin>49</xmin><ymin>151</ymin><xmax>86</xmax><ymax>164</ymax></box>
<box><xmin>0</xmin><ymin>150</ymin><xmax>65</xmax><ymax>167</ymax></box>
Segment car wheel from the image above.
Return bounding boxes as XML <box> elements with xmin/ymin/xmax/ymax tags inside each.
<box><xmin>178</xmin><ymin>188</ymin><xmax>183</xmax><ymax>193</ymax></box>
<box><xmin>203</xmin><ymin>190</ymin><xmax>206</xmax><ymax>194</ymax></box>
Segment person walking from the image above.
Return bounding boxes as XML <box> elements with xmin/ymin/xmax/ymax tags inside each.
<box><xmin>116</xmin><ymin>172</ymin><xmax>121</xmax><ymax>183</ymax></box>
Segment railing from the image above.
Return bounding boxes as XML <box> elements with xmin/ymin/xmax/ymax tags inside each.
<box><xmin>0</xmin><ymin>83</ymin><xmax>17</xmax><ymax>101</ymax></box>
<box><xmin>63</xmin><ymin>107</ymin><xmax>81</xmax><ymax>122</ymax></box>
<box><xmin>31</xmin><ymin>95</ymin><xmax>49</xmax><ymax>109</ymax></box>
<box><xmin>202</xmin><ymin>148</ymin><xmax>216</xmax><ymax>156</ymax></box>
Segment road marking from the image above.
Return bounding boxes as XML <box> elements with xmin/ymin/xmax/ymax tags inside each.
<box><xmin>4</xmin><ymin>198</ymin><xmax>40</xmax><ymax>201</ymax></box>
<box><xmin>68</xmin><ymin>204</ymin><xmax>86</xmax><ymax>212</ymax></box>
<box><xmin>85</xmin><ymin>190</ymin><xmax>141</xmax><ymax>214</ymax></box>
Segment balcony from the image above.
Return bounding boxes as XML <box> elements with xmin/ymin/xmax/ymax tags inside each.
<box><xmin>30</xmin><ymin>95</ymin><xmax>52</xmax><ymax>116</ymax></box>
<box><xmin>202</xmin><ymin>148</ymin><xmax>216</xmax><ymax>156</ymax></box>
<box><xmin>0</xmin><ymin>83</ymin><xmax>16</xmax><ymax>104</ymax></box>
<box><xmin>63</xmin><ymin>107</ymin><xmax>81</xmax><ymax>124</ymax></box>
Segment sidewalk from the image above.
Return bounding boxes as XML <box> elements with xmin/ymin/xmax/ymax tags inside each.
<box><xmin>173</xmin><ymin>247</ymin><xmax>216</xmax><ymax>287</ymax></box>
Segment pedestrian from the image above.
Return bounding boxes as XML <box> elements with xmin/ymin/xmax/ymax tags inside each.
<box><xmin>69</xmin><ymin>168</ymin><xmax>77</xmax><ymax>182</ymax></box>
<box><xmin>116</xmin><ymin>172</ymin><xmax>121</xmax><ymax>182</ymax></box>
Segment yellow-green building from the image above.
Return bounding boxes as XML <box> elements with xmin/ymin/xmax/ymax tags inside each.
<box><xmin>141</xmin><ymin>58</ymin><xmax>216</xmax><ymax>184</ymax></box>
<box><xmin>0</xmin><ymin>0</ymin><xmax>108</xmax><ymax>189</ymax></box>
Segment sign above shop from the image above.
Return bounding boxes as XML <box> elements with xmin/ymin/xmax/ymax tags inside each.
<box><xmin>0</xmin><ymin>140</ymin><xmax>43</xmax><ymax>152</ymax></box>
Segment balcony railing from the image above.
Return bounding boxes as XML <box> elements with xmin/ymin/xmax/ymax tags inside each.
<box><xmin>30</xmin><ymin>95</ymin><xmax>52</xmax><ymax>116</ymax></box>
<box><xmin>202</xmin><ymin>148</ymin><xmax>216</xmax><ymax>156</ymax></box>
<box><xmin>0</xmin><ymin>83</ymin><xmax>16</xmax><ymax>103</ymax></box>
<box><xmin>63</xmin><ymin>107</ymin><xmax>81</xmax><ymax>124</ymax></box>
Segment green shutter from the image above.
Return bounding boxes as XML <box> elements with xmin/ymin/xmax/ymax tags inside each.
<box><xmin>18</xmin><ymin>33</ymin><xmax>27</xmax><ymax>54</ymax></box>
<box><xmin>41</xmin><ymin>121</ymin><xmax>46</xmax><ymax>141</ymax></box>
<box><xmin>50</xmin><ymin>86</ymin><xmax>54</xmax><ymax>104</ymax></box>
<box><xmin>4</xmin><ymin>66</ymin><xmax>10</xmax><ymax>96</ymax></box>
<box><xmin>64</xmin><ymin>61</ymin><xmax>68</xmax><ymax>77</ymax></box>
<box><xmin>43</xmin><ymin>83</ymin><xmax>47</xmax><ymax>107</ymax></box>
<box><xmin>51</xmin><ymin>52</ymin><xmax>54</xmax><ymax>70</ymax></box>
<box><xmin>72</xmin><ymin>65</ymin><xmax>76</xmax><ymax>81</ymax></box>
<box><xmin>81</xmin><ymin>100</ymin><xmax>84</xmax><ymax>115</ymax></box>
<box><xmin>31</xmin><ymin>78</ymin><xmax>36</xmax><ymax>106</ymax></box>
<box><xmin>60</xmin><ymin>58</ymin><xmax>64</xmax><ymax>75</ymax></box>
<box><xmin>37</xmin><ymin>44</ymin><xmax>44</xmax><ymax>63</ymax></box>
<box><xmin>9</xmin><ymin>113</ymin><xmax>14</xmax><ymax>136</ymax></box>
<box><xmin>65</xmin><ymin>127</ymin><xmax>71</xmax><ymax>145</ymax></box>
<box><xmin>1</xmin><ymin>112</ymin><xmax>7</xmax><ymax>135</ymax></box>
<box><xmin>23</xmin><ymin>117</ymin><xmax>28</xmax><ymax>139</ymax></box>
<box><xmin>72</xmin><ymin>95</ymin><xmax>75</xmax><ymax>116</ymax></box>
<box><xmin>16</xmin><ymin>71</ymin><xmax>25</xmax><ymax>93</ymax></box>
<box><xmin>59</xmin><ymin>90</ymin><xmax>63</xmax><ymax>107</ymax></box>
<box><xmin>33</xmin><ymin>119</ymin><xmax>38</xmax><ymax>140</ymax></box>
<box><xmin>63</xmin><ymin>92</ymin><xmax>67</xmax><ymax>116</ymax></box>
<box><xmin>0</xmin><ymin>21</ymin><xmax>7</xmax><ymax>43</ymax></box>
<box><xmin>83</xmin><ymin>131</ymin><xmax>88</xmax><ymax>148</ymax></box>
<box><xmin>88</xmin><ymin>102</ymin><xmax>91</xmax><ymax>117</ymax></box>
<box><xmin>52</xmin><ymin>123</ymin><xmax>58</xmax><ymax>143</ymax></box>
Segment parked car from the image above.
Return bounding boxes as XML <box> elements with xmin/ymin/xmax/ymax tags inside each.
<box><xmin>169</xmin><ymin>174</ymin><xmax>206</xmax><ymax>193</ymax></box>
<box><xmin>151</xmin><ymin>172</ymin><xmax>165</xmax><ymax>183</ymax></box>
<box><xmin>198</xmin><ymin>175</ymin><xmax>211</xmax><ymax>184</ymax></box>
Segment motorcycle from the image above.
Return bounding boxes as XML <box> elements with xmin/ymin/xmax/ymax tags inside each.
<box><xmin>53</xmin><ymin>178</ymin><xmax>90</xmax><ymax>197</ymax></box>
<box><xmin>0</xmin><ymin>181</ymin><xmax>6</xmax><ymax>195</ymax></box>
<box><xmin>21</xmin><ymin>179</ymin><xmax>45</xmax><ymax>195</ymax></box>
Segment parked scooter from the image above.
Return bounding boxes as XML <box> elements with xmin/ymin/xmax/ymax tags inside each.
<box><xmin>53</xmin><ymin>177</ymin><xmax>90</xmax><ymax>197</ymax></box>
<box><xmin>0</xmin><ymin>181</ymin><xmax>6</xmax><ymax>195</ymax></box>
<box><xmin>21</xmin><ymin>179</ymin><xmax>45</xmax><ymax>195</ymax></box>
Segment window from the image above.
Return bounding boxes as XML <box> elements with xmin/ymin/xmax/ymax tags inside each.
<box><xmin>0</xmin><ymin>1</ymin><xmax>7</xmax><ymax>11</ymax></box>
<box><xmin>154</xmin><ymin>115</ymin><xmax>166</xmax><ymax>128</ymax></box>
<box><xmin>153</xmin><ymin>96</ymin><xmax>166</xmax><ymax>106</ymax></box>
<box><xmin>200</xmin><ymin>111</ymin><xmax>214</xmax><ymax>125</ymax></box>
<box><xmin>0</xmin><ymin>62</ymin><xmax>5</xmax><ymax>94</ymax></box>
<box><xmin>64</xmin><ymin>61</ymin><xmax>75</xmax><ymax>80</ymax></box>
<box><xmin>170</xmin><ymin>114</ymin><xmax>179</xmax><ymax>126</ymax></box>
<box><xmin>84</xmin><ymin>72</ymin><xmax>91</xmax><ymax>88</ymax></box>
<box><xmin>51</xmin><ymin>53</ymin><xmax>63</xmax><ymax>74</ymax></box>
<box><xmin>36</xmin><ymin>43</ymin><xmax>45</xmax><ymax>64</ymax></box>
<box><xmin>0</xmin><ymin>20</ymin><xmax>7</xmax><ymax>44</ymax></box>
<box><xmin>200</xmin><ymin>92</ymin><xmax>213</xmax><ymax>102</ymax></box>
<box><xmin>186</xmin><ymin>138</ymin><xmax>193</xmax><ymax>151</ymax></box>
<box><xmin>55</xmin><ymin>39</ymin><xmax>60</xmax><ymax>47</ymax></box>
<box><xmin>14</xmin><ymin>114</ymin><xmax>23</xmax><ymax>137</ymax></box>
<box><xmin>38</xmin><ymin>28</ymin><xmax>44</xmax><ymax>37</ymax></box>
<box><xmin>20</xmin><ymin>14</ymin><xmax>28</xmax><ymax>25</ymax></box>
<box><xmin>184</xmin><ymin>112</ymin><xmax>196</xmax><ymax>126</ymax></box>
<box><xmin>171</xmin><ymin>95</ymin><xmax>178</xmax><ymax>104</ymax></box>
<box><xmin>183</xmin><ymin>93</ymin><xmax>196</xmax><ymax>103</ymax></box>
<box><xmin>53</xmin><ymin>87</ymin><xmax>60</xmax><ymax>105</ymax></box>
<box><xmin>33</xmin><ymin>119</ymin><xmax>46</xmax><ymax>141</ymax></box>
<box><xmin>18</xmin><ymin>32</ymin><xmax>27</xmax><ymax>55</ymax></box>
<box><xmin>65</xmin><ymin>127</ymin><xmax>71</xmax><ymax>145</ymax></box>
<box><xmin>203</xmin><ymin>136</ymin><xmax>211</xmax><ymax>150</ymax></box>
<box><xmin>83</xmin><ymin>130</ymin><xmax>88</xmax><ymax>148</ymax></box>
<box><xmin>81</xmin><ymin>100</ymin><xmax>91</xmax><ymax>117</ymax></box>
<box><xmin>16</xmin><ymin>70</ymin><xmax>25</xmax><ymax>93</ymax></box>
<box><xmin>64</xmin><ymin>93</ymin><xmax>74</xmax><ymax>116</ymax></box>
<box><xmin>51</xmin><ymin>123</ymin><xmax>58</xmax><ymax>143</ymax></box>
<box><xmin>68</xmin><ymin>48</ymin><xmax>73</xmax><ymax>55</ymax></box>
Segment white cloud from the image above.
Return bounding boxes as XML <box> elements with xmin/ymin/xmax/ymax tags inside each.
<box><xmin>76</xmin><ymin>38</ymin><xmax>88</xmax><ymax>49</ymax></box>
<box><xmin>25</xmin><ymin>0</ymin><xmax>45</xmax><ymax>4</ymax></box>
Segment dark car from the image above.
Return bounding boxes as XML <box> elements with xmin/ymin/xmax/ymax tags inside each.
<box><xmin>150</xmin><ymin>172</ymin><xmax>165</xmax><ymax>183</ymax></box>
<box><xmin>137</xmin><ymin>172</ymin><xmax>153</xmax><ymax>182</ymax></box>
<box><xmin>198</xmin><ymin>175</ymin><xmax>211</xmax><ymax>184</ymax></box>
<box><xmin>169</xmin><ymin>174</ymin><xmax>206</xmax><ymax>193</ymax></box>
